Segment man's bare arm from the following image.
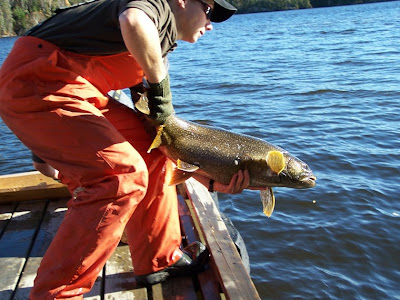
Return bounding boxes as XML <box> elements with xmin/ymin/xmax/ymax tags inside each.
<box><xmin>119</xmin><ymin>8</ymin><xmax>167</xmax><ymax>83</ymax></box>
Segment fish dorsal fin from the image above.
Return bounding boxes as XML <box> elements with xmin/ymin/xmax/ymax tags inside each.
<box><xmin>266</xmin><ymin>151</ymin><xmax>285</xmax><ymax>174</ymax></box>
<box><xmin>176</xmin><ymin>159</ymin><xmax>199</xmax><ymax>172</ymax></box>
<box><xmin>260</xmin><ymin>187</ymin><xmax>275</xmax><ymax>217</ymax></box>
<box><xmin>135</xmin><ymin>93</ymin><xmax>150</xmax><ymax>115</ymax></box>
<box><xmin>147</xmin><ymin>125</ymin><xmax>165</xmax><ymax>153</ymax></box>
<box><xmin>169</xmin><ymin>168</ymin><xmax>193</xmax><ymax>185</ymax></box>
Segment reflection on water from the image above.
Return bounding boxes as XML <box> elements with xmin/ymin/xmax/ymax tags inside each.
<box><xmin>1</xmin><ymin>1</ymin><xmax>399</xmax><ymax>299</ymax></box>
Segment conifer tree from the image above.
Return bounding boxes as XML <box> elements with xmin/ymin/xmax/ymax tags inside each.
<box><xmin>0</xmin><ymin>0</ymin><xmax>14</xmax><ymax>36</ymax></box>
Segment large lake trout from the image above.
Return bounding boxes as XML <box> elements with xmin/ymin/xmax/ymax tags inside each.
<box><xmin>145</xmin><ymin>113</ymin><xmax>316</xmax><ymax>217</ymax></box>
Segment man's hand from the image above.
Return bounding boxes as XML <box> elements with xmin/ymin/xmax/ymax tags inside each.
<box><xmin>193</xmin><ymin>170</ymin><xmax>255</xmax><ymax>194</ymax></box>
<box><xmin>214</xmin><ymin>169</ymin><xmax>250</xmax><ymax>194</ymax></box>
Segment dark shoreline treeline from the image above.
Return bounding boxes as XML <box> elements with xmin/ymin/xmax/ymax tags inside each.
<box><xmin>229</xmin><ymin>0</ymin><xmax>395</xmax><ymax>13</ymax></box>
<box><xmin>0</xmin><ymin>0</ymin><xmax>396</xmax><ymax>37</ymax></box>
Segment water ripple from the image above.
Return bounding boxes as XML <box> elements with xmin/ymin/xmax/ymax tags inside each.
<box><xmin>1</xmin><ymin>1</ymin><xmax>400</xmax><ymax>299</ymax></box>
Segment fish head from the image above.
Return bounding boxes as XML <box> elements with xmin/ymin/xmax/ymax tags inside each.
<box><xmin>279</xmin><ymin>153</ymin><xmax>316</xmax><ymax>188</ymax></box>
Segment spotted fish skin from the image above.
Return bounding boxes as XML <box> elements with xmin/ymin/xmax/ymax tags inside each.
<box><xmin>150</xmin><ymin>115</ymin><xmax>316</xmax><ymax>190</ymax></box>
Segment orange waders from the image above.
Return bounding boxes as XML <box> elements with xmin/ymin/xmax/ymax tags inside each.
<box><xmin>0</xmin><ymin>36</ymin><xmax>182</xmax><ymax>299</ymax></box>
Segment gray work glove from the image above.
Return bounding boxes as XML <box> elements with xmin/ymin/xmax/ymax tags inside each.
<box><xmin>147</xmin><ymin>74</ymin><xmax>174</xmax><ymax>125</ymax></box>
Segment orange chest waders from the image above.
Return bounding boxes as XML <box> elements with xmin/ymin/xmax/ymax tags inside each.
<box><xmin>0</xmin><ymin>36</ymin><xmax>182</xmax><ymax>299</ymax></box>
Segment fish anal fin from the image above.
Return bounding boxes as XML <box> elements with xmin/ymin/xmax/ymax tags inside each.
<box><xmin>266</xmin><ymin>151</ymin><xmax>285</xmax><ymax>174</ymax></box>
<box><xmin>176</xmin><ymin>159</ymin><xmax>199</xmax><ymax>172</ymax></box>
<box><xmin>260</xmin><ymin>187</ymin><xmax>275</xmax><ymax>217</ymax></box>
<box><xmin>169</xmin><ymin>169</ymin><xmax>193</xmax><ymax>186</ymax></box>
<box><xmin>147</xmin><ymin>125</ymin><xmax>165</xmax><ymax>153</ymax></box>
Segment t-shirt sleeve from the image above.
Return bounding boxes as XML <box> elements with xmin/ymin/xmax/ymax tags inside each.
<box><xmin>121</xmin><ymin>0</ymin><xmax>166</xmax><ymax>29</ymax></box>
<box><xmin>119</xmin><ymin>0</ymin><xmax>178</xmax><ymax>56</ymax></box>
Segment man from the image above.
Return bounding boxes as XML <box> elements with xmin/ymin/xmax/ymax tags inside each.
<box><xmin>0</xmin><ymin>0</ymin><xmax>246</xmax><ymax>298</ymax></box>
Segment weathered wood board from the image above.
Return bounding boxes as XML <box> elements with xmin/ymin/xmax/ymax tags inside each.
<box><xmin>185</xmin><ymin>178</ymin><xmax>261</xmax><ymax>300</ymax></box>
<box><xmin>0</xmin><ymin>172</ymin><xmax>260</xmax><ymax>299</ymax></box>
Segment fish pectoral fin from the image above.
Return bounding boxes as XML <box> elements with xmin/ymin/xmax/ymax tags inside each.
<box><xmin>135</xmin><ymin>93</ymin><xmax>151</xmax><ymax>115</ymax></box>
<box><xmin>176</xmin><ymin>159</ymin><xmax>199</xmax><ymax>172</ymax></box>
<box><xmin>169</xmin><ymin>168</ymin><xmax>193</xmax><ymax>185</ymax></box>
<box><xmin>266</xmin><ymin>151</ymin><xmax>285</xmax><ymax>174</ymax></box>
<box><xmin>147</xmin><ymin>125</ymin><xmax>165</xmax><ymax>153</ymax></box>
<box><xmin>260</xmin><ymin>187</ymin><xmax>275</xmax><ymax>217</ymax></box>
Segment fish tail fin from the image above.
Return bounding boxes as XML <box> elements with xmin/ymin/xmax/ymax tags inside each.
<box><xmin>260</xmin><ymin>187</ymin><xmax>275</xmax><ymax>217</ymax></box>
<box><xmin>147</xmin><ymin>125</ymin><xmax>165</xmax><ymax>153</ymax></box>
<box><xmin>169</xmin><ymin>168</ymin><xmax>192</xmax><ymax>185</ymax></box>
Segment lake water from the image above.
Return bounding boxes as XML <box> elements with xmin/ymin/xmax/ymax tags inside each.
<box><xmin>1</xmin><ymin>1</ymin><xmax>399</xmax><ymax>299</ymax></box>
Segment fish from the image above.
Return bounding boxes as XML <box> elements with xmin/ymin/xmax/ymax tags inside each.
<box><xmin>135</xmin><ymin>96</ymin><xmax>316</xmax><ymax>217</ymax></box>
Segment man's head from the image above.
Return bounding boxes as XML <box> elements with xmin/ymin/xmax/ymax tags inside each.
<box><xmin>170</xmin><ymin>0</ymin><xmax>237</xmax><ymax>43</ymax></box>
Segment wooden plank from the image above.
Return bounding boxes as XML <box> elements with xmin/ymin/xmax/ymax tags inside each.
<box><xmin>0</xmin><ymin>172</ymin><xmax>101</xmax><ymax>298</ymax></box>
<box><xmin>177</xmin><ymin>194</ymin><xmax>199</xmax><ymax>246</ymax></box>
<box><xmin>104</xmin><ymin>243</ymin><xmax>148</xmax><ymax>299</ymax></box>
<box><xmin>185</xmin><ymin>178</ymin><xmax>261</xmax><ymax>300</ymax></box>
<box><xmin>0</xmin><ymin>200</ymin><xmax>47</xmax><ymax>300</ymax></box>
<box><xmin>0</xmin><ymin>202</ymin><xmax>16</xmax><ymax>236</ymax></box>
<box><xmin>12</xmin><ymin>198</ymin><xmax>72</xmax><ymax>299</ymax></box>
<box><xmin>185</xmin><ymin>199</ymin><xmax>224</xmax><ymax>300</ymax></box>
<box><xmin>152</xmin><ymin>277</ymin><xmax>198</xmax><ymax>300</ymax></box>
<box><xmin>0</xmin><ymin>172</ymin><xmax>259</xmax><ymax>299</ymax></box>
<box><xmin>178</xmin><ymin>194</ymin><xmax>222</xmax><ymax>300</ymax></box>
<box><xmin>12</xmin><ymin>196</ymin><xmax>107</xmax><ymax>300</ymax></box>
<box><xmin>0</xmin><ymin>171</ymin><xmax>70</xmax><ymax>203</ymax></box>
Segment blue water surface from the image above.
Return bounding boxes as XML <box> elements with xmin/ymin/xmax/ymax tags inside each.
<box><xmin>1</xmin><ymin>2</ymin><xmax>399</xmax><ymax>299</ymax></box>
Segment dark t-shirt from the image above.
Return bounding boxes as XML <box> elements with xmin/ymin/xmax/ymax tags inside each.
<box><xmin>26</xmin><ymin>0</ymin><xmax>177</xmax><ymax>57</ymax></box>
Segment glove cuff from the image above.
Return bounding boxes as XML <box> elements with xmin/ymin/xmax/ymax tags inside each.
<box><xmin>147</xmin><ymin>74</ymin><xmax>174</xmax><ymax>125</ymax></box>
<box><xmin>148</xmin><ymin>74</ymin><xmax>171</xmax><ymax>97</ymax></box>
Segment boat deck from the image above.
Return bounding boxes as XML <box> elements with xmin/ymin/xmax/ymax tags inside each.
<box><xmin>0</xmin><ymin>172</ymin><xmax>260</xmax><ymax>299</ymax></box>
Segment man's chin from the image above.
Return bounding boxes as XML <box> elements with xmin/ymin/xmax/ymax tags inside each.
<box><xmin>186</xmin><ymin>38</ymin><xmax>198</xmax><ymax>43</ymax></box>
<box><xmin>182</xmin><ymin>33</ymin><xmax>201</xmax><ymax>43</ymax></box>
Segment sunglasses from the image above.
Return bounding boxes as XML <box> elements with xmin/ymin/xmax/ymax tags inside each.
<box><xmin>194</xmin><ymin>0</ymin><xmax>213</xmax><ymax>20</ymax></box>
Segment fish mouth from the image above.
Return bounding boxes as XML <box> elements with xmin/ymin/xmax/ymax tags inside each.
<box><xmin>300</xmin><ymin>175</ymin><xmax>317</xmax><ymax>187</ymax></box>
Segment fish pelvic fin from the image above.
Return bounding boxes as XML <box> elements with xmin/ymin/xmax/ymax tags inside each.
<box><xmin>260</xmin><ymin>187</ymin><xmax>275</xmax><ymax>217</ymax></box>
<box><xmin>147</xmin><ymin>125</ymin><xmax>165</xmax><ymax>153</ymax></box>
<box><xmin>169</xmin><ymin>169</ymin><xmax>193</xmax><ymax>185</ymax></box>
<box><xmin>266</xmin><ymin>151</ymin><xmax>285</xmax><ymax>174</ymax></box>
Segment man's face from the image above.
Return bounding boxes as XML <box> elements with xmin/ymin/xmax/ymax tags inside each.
<box><xmin>179</xmin><ymin>0</ymin><xmax>213</xmax><ymax>43</ymax></box>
